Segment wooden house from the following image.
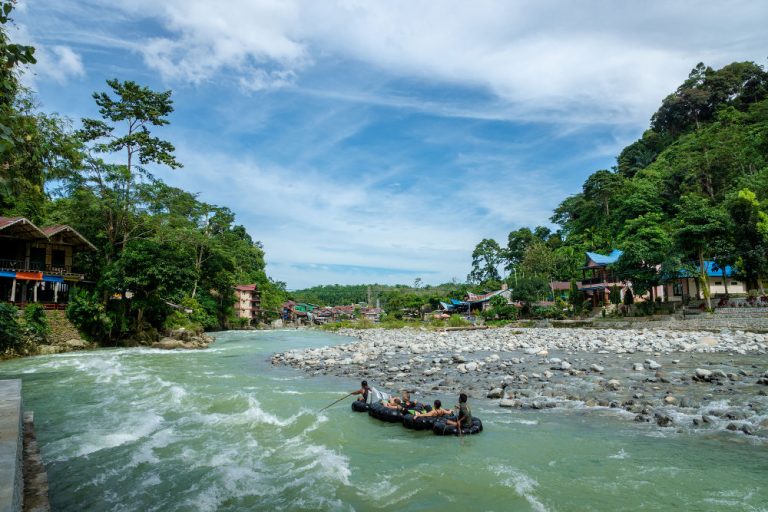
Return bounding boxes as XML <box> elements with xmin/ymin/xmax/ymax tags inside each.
<box><xmin>0</xmin><ymin>216</ymin><xmax>96</xmax><ymax>307</ymax></box>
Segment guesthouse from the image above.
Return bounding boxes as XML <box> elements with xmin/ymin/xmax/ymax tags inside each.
<box><xmin>0</xmin><ymin>216</ymin><xmax>96</xmax><ymax>307</ymax></box>
<box><xmin>234</xmin><ymin>284</ymin><xmax>261</xmax><ymax>324</ymax></box>
<box><xmin>578</xmin><ymin>250</ymin><xmax>626</xmax><ymax>306</ymax></box>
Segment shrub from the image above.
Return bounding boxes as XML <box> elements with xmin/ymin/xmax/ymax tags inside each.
<box><xmin>0</xmin><ymin>303</ymin><xmax>22</xmax><ymax>353</ymax></box>
<box><xmin>66</xmin><ymin>289</ymin><xmax>114</xmax><ymax>342</ymax></box>
<box><xmin>448</xmin><ymin>314</ymin><xmax>470</xmax><ymax>327</ymax></box>
<box><xmin>165</xmin><ymin>296</ymin><xmax>217</xmax><ymax>332</ymax></box>
<box><xmin>609</xmin><ymin>285</ymin><xmax>621</xmax><ymax>306</ymax></box>
<box><xmin>623</xmin><ymin>288</ymin><xmax>635</xmax><ymax>306</ymax></box>
<box><xmin>22</xmin><ymin>303</ymin><xmax>49</xmax><ymax>340</ymax></box>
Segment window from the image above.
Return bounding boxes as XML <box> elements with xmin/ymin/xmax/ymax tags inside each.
<box><xmin>52</xmin><ymin>250</ymin><xmax>65</xmax><ymax>267</ymax></box>
<box><xmin>672</xmin><ymin>282</ymin><xmax>683</xmax><ymax>296</ymax></box>
<box><xmin>714</xmin><ymin>281</ymin><xmax>722</xmax><ymax>285</ymax></box>
<box><xmin>731</xmin><ymin>282</ymin><xmax>739</xmax><ymax>286</ymax></box>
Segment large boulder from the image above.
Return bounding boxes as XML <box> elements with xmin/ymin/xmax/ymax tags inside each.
<box><xmin>65</xmin><ymin>338</ymin><xmax>88</xmax><ymax>349</ymax></box>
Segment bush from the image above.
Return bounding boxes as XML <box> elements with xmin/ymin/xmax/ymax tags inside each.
<box><xmin>22</xmin><ymin>303</ymin><xmax>49</xmax><ymax>340</ymax></box>
<box><xmin>623</xmin><ymin>288</ymin><xmax>635</xmax><ymax>306</ymax></box>
<box><xmin>66</xmin><ymin>289</ymin><xmax>114</xmax><ymax>342</ymax></box>
<box><xmin>164</xmin><ymin>296</ymin><xmax>217</xmax><ymax>332</ymax></box>
<box><xmin>0</xmin><ymin>303</ymin><xmax>22</xmax><ymax>353</ymax></box>
<box><xmin>448</xmin><ymin>314</ymin><xmax>470</xmax><ymax>327</ymax></box>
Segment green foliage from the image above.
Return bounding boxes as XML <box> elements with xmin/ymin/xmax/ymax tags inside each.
<box><xmin>623</xmin><ymin>288</ymin><xmax>635</xmax><ymax>306</ymax></box>
<box><xmin>22</xmin><ymin>303</ymin><xmax>49</xmax><ymax>339</ymax></box>
<box><xmin>66</xmin><ymin>289</ymin><xmax>114</xmax><ymax>342</ymax></box>
<box><xmin>448</xmin><ymin>314</ymin><xmax>470</xmax><ymax>327</ymax></box>
<box><xmin>164</xmin><ymin>296</ymin><xmax>217</xmax><ymax>331</ymax></box>
<box><xmin>481</xmin><ymin>294</ymin><xmax>518</xmax><ymax>321</ymax></box>
<box><xmin>511</xmin><ymin>276</ymin><xmax>549</xmax><ymax>316</ymax></box>
<box><xmin>609</xmin><ymin>285</ymin><xmax>621</xmax><ymax>306</ymax></box>
<box><xmin>468</xmin><ymin>238</ymin><xmax>502</xmax><ymax>284</ymax></box>
<box><xmin>0</xmin><ymin>303</ymin><xmax>21</xmax><ymax>352</ymax></box>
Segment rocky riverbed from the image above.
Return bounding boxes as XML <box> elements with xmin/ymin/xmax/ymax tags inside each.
<box><xmin>272</xmin><ymin>326</ymin><xmax>768</xmax><ymax>439</ymax></box>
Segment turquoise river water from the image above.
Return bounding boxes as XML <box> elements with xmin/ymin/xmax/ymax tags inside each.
<box><xmin>1</xmin><ymin>330</ymin><xmax>767</xmax><ymax>511</ymax></box>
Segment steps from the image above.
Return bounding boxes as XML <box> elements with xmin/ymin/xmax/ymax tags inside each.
<box><xmin>44</xmin><ymin>310</ymin><xmax>82</xmax><ymax>344</ymax></box>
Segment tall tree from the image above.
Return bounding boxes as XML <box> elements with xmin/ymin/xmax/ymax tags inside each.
<box><xmin>614</xmin><ymin>213</ymin><xmax>673</xmax><ymax>300</ymax></box>
<box><xmin>673</xmin><ymin>194</ymin><xmax>730</xmax><ymax>310</ymax></box>
<box><xmin>468</xmin><ymin>238</ymin><xmax>502</xmax><ymax>285</ymax></box>
<box><xmin>79</xmin><ymin>79</ymin><xmax>182</xmax><ymax>258</ymax></box>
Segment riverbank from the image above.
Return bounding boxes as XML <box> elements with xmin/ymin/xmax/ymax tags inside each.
<box><xmin>272</xmin><ymin>326</ymin><xmax>768</xmax><ymax>439</ymax></box>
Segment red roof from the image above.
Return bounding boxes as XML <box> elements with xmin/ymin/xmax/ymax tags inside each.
<box><xmin>0</xmin><ymin>216</ymin><xmax>24</xmax><ymax>229</ymax></box>
<box><xmin>235</xmin><ymin>284</ymin><xmax>258</xmax><ymax>291</ymax></box>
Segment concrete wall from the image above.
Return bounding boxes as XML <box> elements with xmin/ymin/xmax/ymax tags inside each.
<box><xmin>0</xmin><ymin>379</ymin><xmax>23</xmax><ymax>512</ymax></box>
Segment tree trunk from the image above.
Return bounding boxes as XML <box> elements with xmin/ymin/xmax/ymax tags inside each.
<box><xmin>722</xmin><ymin>266</ymin><xmax>729</xmax><ymax>296</ymax></box>
<box><xmin>699</xmin><ymin>250</ymin><xmax>711</xmax><ymax>311</ymax></box>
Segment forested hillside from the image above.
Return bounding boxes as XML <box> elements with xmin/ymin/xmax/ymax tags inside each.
<box><xmin>468</xmin><ymin>61</ymin><xmax>768</xmax><ymax>301</ymax></box>
<box><xmin>0</xmin><ymin>3</ymin><xmax>285</xmax><ymax>344</ymax></box>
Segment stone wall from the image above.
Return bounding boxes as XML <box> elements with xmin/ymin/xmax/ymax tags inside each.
<box><xmin>0</xmin><ymin>379</ymin><xmax>23</xmax><ymax>512</ymax></box>
<box><xmin>591</xmin><ymin>315</ymin><xmax>768</xmax><ymax>332</ymax></box>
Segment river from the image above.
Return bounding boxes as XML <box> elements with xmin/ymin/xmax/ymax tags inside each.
<box><xmin>1</xmin><ymin>330</ymin><xmax>766</xmax><ymax>511</ymax></box>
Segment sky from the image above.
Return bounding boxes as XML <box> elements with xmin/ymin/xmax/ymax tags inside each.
<box><xmin>13</xmin><ymin>0</ymin><xmax>768</xmax><ymax>289</ymax></box>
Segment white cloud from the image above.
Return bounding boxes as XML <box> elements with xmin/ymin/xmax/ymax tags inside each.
<box><xmin>106</xmin><ymin>0</ymin><xmax>767</xmax><ymax>124</ymax></box>
<box><xmin>13</xmin><ymin>23</ymin><xmax>85</xmax><ymax>85</ymax></box>
<box><xmin>159</xmin><ymin>143</ymin><xmax>494</xmax><ymax>287</ymax></box>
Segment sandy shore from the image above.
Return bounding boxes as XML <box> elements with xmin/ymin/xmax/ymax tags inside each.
<box><xmin>272</xmin><ymin>326</ymin><xmax>768</xmax><ymax>438</ymax></box>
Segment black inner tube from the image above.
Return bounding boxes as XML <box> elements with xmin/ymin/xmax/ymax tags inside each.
<box><xmin>432</xmin><ymin>417</ymin><xmax>483</xmax><ymax>436</ymax></box>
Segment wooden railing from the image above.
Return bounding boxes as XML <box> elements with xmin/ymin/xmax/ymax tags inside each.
<box><xmin>0</xmin><ymin>259</ymin><xmax>83</xmax><ymax>276</ymax></box>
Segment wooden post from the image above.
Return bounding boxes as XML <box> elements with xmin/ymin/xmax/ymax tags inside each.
<box><xmin>33</xmin><ymin>281</ymin><xmax>38</xmax><ymax>302</ymax></box>
<box><xmin>54</xmin><ymin>282</ymin><xmax>59</xmax><ymax>303</ymax></box>
<box><xmin>10</xmin><ymin>278</ymin><xmax>16</xmax><ymax>302</ymax></box>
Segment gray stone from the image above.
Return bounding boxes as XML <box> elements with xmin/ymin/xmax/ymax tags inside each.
<box><xmin>590</xmin><ymin>364</ymin><xmax>605</xmax><ymax>372</ymax></box>
<box><xmin>487</xmin><ymin>387</ymin><xmax>504</xmax><ymax>399</ymax></box>
<box><xmin>645</xmin><ymin>359</ymin><xmax>661</xmax><ymax>370</ymax></box>
<box><xmin>499</xmin><ymin>399</ymin><xmax>521</xmax><ymax>408</ymax></box>
<box><xmin>655</xmin><ymin>412</ymin><xmax>674</xmax><ymax>427</ymax></box>
<box><xmin>606</xmin><ymin>379</ymin><xmax>621</xmax><ymax>391</ymax></box>
<box><xmin>65</xmin><ymin>338</ymin><xmax>87</xmax><ymax>349</ymax></box>
<box><xmin>633</xmin><ymin>363</ymin><xmax>644</xmax><ymax>371</ymax></box>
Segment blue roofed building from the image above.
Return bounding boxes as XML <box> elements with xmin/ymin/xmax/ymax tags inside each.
<box><xmin>662</xmin><ymin>261</ymin><xmax>746</xmax><ymax>302</ymax></box>
<box><xmin>579</xmin><ymin>249</ymin><xmax>627</xmax><ymax>306</ymax></box>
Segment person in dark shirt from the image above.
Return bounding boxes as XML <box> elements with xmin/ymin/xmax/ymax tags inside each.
<box><xmin>351</xmin><ymin>380</ymin><xmax>370</xmax><ymax>403</ymax></box>
<box><xmin>446</xmin><ymin>393</ymin><xmax>472</xmax><ymax>429</ymax></box>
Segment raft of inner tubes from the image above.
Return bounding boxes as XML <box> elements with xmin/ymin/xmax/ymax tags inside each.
<box><xmin>354</xmin><ymin>400</ymin><xmax>484</xmax><ymax>436</ymax></box>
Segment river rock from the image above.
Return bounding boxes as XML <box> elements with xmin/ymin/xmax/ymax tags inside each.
<box><xmin>65</xmin><ymin>338</ymin><xmax>87</xmax><ymax>349</ymax></box>
<box><xmin>698</xmin><ymin>336</ymin><xmax>719</xmax><ymax>347</ymax></box>
<box><xmin>633</xmin><ymin>363</ymin><xmax>644</xmax><ymax>371</ymax></box>
<box><xmin>487</xmin><ymin>387</ymin><xmax>504</xmax><ymax>399</ymax></box>
<box><xmin>499</xmin><ymin>399</ymin><xmax>521</xmax><ymax>408</ymax></box>
<box><xmin>590</xmin><ymin>364</ymin><xmax>604</xmax><ymax>372</ymax></box>
<box><xmin>693</xmin><ymin>369</ymin><xmax>713</xmax><ymax>382</ymax></box>
<box><xmin>606</xmin><ymin>379</ymin><xmax>621</xmax><ymax>391</ymax></box>
<box><xmin>646</xmin><ymin>359</ymin><xmax>661</xmax><ymax>370</ymax></box>
<box><xmin>655</xmin><ymin>412</ymin><xmax>674</xmax><ymax>427</ymax></box>
<box><xmin>560</xmin><ymin>361</ymin><xmax>572</xmax><ymax>371</ymax></box>
<box><xmin>153</xmin><ymin>337</ymin><xmax>186</xmax><ymax>349</ymax></box>
<box><xmin>465</xmin><ymin>362</ymin><xmax>478</xmax><ymax>372</ymax></box>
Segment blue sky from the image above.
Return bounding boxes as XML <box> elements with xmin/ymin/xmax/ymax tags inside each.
<box><xmin>14</xmin><ymin>0</ymin><xmax>768</xmax><ymax>289</ymax></box>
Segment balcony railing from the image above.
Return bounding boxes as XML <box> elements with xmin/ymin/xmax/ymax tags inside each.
<box><xmin>0</xmin><ymin>259</ymin><xmax>83</xmax><ymax>277</ymax></box>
